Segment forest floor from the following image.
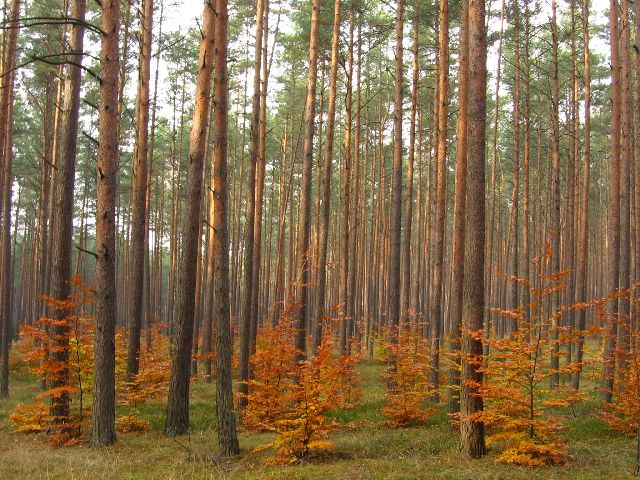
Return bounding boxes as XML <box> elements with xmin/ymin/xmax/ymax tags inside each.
<box><xmin>0</xmin><ymin>360</ymin><xmax>636</xmax><ymax>480</ymax></box>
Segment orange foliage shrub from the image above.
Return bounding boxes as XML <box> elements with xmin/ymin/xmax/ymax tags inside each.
<box><xmin>601</xmin><ymin>323</ymin><xmax>640</xmax><ymax>475</ymax></box>
<box><xmin>9</xmin><ymin>276</ymin><xmax>94</xmax><ymax>445</ymax></box>
<box><xmin>239</xmin><ymin>312</ymin><xmax>361</xmax><ymax>464</ymax></box>
<box><xmin>10</xmin><ymin>276</ymin><xmax>173</xmax><ymax>441</ymax></box>
<box><xmin>116</xmin><ymin>322</ymin><xmax>171</xmax><ymax>433</ymax></box>
<box><xmin>382</xmin><ymin>322</ymin><xmax>435</xmax><ymax>427</ymax></box>
<box><xmin>462</xmin><ymin>266</ymin><xmax>584</xmax><ymax>466</ymax></box>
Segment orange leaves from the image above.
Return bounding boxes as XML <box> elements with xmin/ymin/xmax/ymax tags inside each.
<box><xmin>118</xmin><ymin>323</ymin><xmax>171</xmax><ymax>409</ymax></box>
<box><xmin>601</xmin><ymin>328</ymin><xmax>640</xmax><ymax>437</ymax></box>
<box><xmin>239</xmin><ymin>313</ymin><xmax>361</xmax><ymax>464</ymax></box>
<box><xmin>116</xmin><ymin>415</ymin><xmax>151</xmax><ymax>433</ymax></box>
<box><xmin>498</xmin><ymin>440</ymin><xmax>569</xmax><ymax>466</ymax></box>
<box><xmin>9</xmin><ymin>404</ymin><xmax>50</xmax><ymax>433</ymax></box>
<box><xmin>10</xmin><ymin>278</ymin><xmax>95</xmax><ymax>446</ymax></box>
<box><xmin>11</xmin><ymin>277</ymin><xmax>172</xmax><ymax>446</ymax></box>
<box><xmin>458</xmin><ymin>269</ymin><xmax>583</xmax><ymax>466</ymax></box>
<box><xmin>382</xmin><ymin>323</ymin><xmax>436</xmax><ymax>427</ymax></box>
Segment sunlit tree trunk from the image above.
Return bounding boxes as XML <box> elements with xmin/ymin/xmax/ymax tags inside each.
<box><xmin>165</xmin><ymin>0</ymin><xmax>216</xmax><ymax>435</ymax></box>
<box><xmin>212</xmin><ymin>0</ymin><xmax>240</xmax><ymax>454</ymax></box>
<box><xmin>430</xmin><ymin>0</ymin><xmax>448</xmax><ymax>395</ymax></box>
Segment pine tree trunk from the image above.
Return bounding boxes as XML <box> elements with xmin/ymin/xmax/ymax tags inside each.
<box><xmin>601</xmin><ymin>0</ymin><xmax>621</xmax><ymax>403</ymax></box>
<box><xmin>212</xmin><ymin>0</ymin><xmax>240</xmax><ymax>454</ymax></box>
<box><xmin>92</xmin><ymin>0</ymin><xmax>120</xmax><ymax>447</ymax></box>
<box><xmin>573</xmin><ymin>0</ymin><xmax>590</xmax><ymax>391</ymax></box>
<box><xmin>165</xmin><ymin>0</ymin><xmax>216</xmax><ymax>436</ymax></box>
<box><xmin>0</xmin><ymin>0</ymin><xmax>19</xmax><ymax>398</ymax></box>
<box><xmin>549</xmin><ymin>0</ymin><xmax>562</xmax><ymax>390</ymax></box>
<box><xmin>126</xmin><ymin>0</ymin><xmax>153</xmax><ymax>380</ymax></box>
<box><xmin>430</xmin><ymin>0</ymin><xmax>448</xmax><ymax>395</ymax></box>
<box><xmin>313</xmin><ymin>0</ymin><xmax>340</xmax><ymax>350</ymax></box>
<box><xmin>460</xmin><ymin>0</ymin><xmax>486</xmax><ymax>458</ymax></box>
<box><xmin>295</xmin><ymin>0</ymin><xmax>320</xmax><ymax>359</ymax></box>
<box><xmin>448</xmin><ymin>0</ymin><xmax>468</xmax><ymax>417</ymax></box>
<box><xmin>238</xmin><ymin>0</ymin><xmax>263</xmax><ymax>407</ymax></box>
<box><xmin>49</xmin><ymin>0</ymin><xmax>86</xmax><ymax>423</ymax></box>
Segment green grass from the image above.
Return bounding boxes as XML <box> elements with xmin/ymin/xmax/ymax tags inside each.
<box><xmin>0</xmin><ymin>360</ymin><xmax>637</xmax><ymax>479</ymax></box>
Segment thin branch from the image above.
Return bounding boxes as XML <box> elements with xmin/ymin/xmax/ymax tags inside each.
<box><xmin>2</xmin><ymin>53</ymin><xmax>102</xmax><ymax>84</ymax></box>
<box><xmin>75</xmin><ymin>244</ymin><xmax>98</xmax><ymax>258</ymax></box>
<box><xmin>1</xmin><ymin>16</ymin><xmax>104</xmax><ymax>35</ymax></box>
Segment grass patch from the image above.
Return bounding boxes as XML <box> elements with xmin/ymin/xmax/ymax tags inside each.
<box><xmin>1</xmin><ymin>360</ymin><xmax>637</xmax><ymax>479</ymax></box>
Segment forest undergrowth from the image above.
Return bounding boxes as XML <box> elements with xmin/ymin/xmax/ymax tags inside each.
<box><xmin>0</xmin><ymin>359</ymin><xmax>636</xmax><ymax>480</ymax></box>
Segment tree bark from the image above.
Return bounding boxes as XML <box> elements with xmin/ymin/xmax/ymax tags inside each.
<box><xmin>295</xmin><ymin>0</ymin><xmax>320</xmax><ymax>359</ymax></box>
<box><xmin>49</xmin><ymin>0</ymin><xmax>86</xmax><ymax>424</ymax></box>
<box><xmin>573</xmin><ymin>0</ymin><xmax>590</xmax><ymax>391</ymax></box>
<box><xmin>430</xmin><ymin>0</ymin><xmax>448</xmax><ymax>396</ymax></box>
<box><xmin>165</xmin><ymin>0</ymin><xmax>216</xmax><ymax>436</ymax></box>
<box><xmin>313</xmin><ymin>0</ymin><xmax>341</xmax><ymax>350</ymax></box>
<box><xmin>212</xmin><ymin>0</ymin><xmax>240</xmax><ymax>455</ymax></box>
<box><xmin>601</xmin><ymin>0</ymin><xmax>621</xmax><ymax>403</ymax></box>
<box><xmin>238</xmin><ymin>0</ymin><xmax>263</xmax><ymax>408</ymax></box>
<box><xmin>126</xmin><ymin>0</ymin><xmax>153</xmax><ymax>380</ymax></box>
<box><xmin>92</xmin><ymin>0</ymin><xmax>121</xmax><ymax>447</ymax></box>
<box><xmin>448</xmin><ymin>0</ymin><xmax>468</xmax><ymax>417</ymax></box>
<box><xmin>460</xmin><ymin>0</ymin><xmax>486</xmax><ymax>458</ymax></box>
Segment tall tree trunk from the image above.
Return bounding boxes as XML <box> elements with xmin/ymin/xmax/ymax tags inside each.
<box><xmin>549</xmin><ymin>0</ymin><xmax>561</xmax><ymax>390</ymax></box>
<box><xmin>387</xmin><ymin>0</ymin><xmax>403</xmax><ymax>360</ymax></box>
<box><xmin>49</xmin><ymin>0</ymin><xmax>86</xmax><ymax>424</ymax></box>
<box><xmin>573</xmin><ymin>0</ymin><xmax>590</xmax><ymax>391</ymax></box>
<box><xmin>252</xmin><ymin>0</ymin><xmax>270</xmax><ymax>350</ymax></box>
<box><xmin>165</xmin><ymin>0</ymin><xmax>216</xmax><ymax>436</ymax></box>
<box><xmin>126</xmin><ymin>0</ymin><xmax>154</xmax><ymax>380</ymax></box>
<box><xmin>508</xmin><ymin>0</ymin><xmax>521</xmax><ymax>330</ymax></box>
<box><xmin>618</xmin><ymin>0</ymin><xmax>632</xmax><ymax>354</ymax></box>
<box><xmin>601</xmin><ymin>0</ymin><xmax>621</xmax><ymax>403</ymax></box>
<box><xmin>92</xmin><ymin>0</ymin><xmax>121</xmax><ymax>447</ymax></box>
<box><xmin>0</xmin><ymin>0</ymin><xmax>19</xmax><ymax>398</ymax></box>
<box><xmin>430</xmin><ymin>0</ymin><xmax>448</xmax><ymax>395</ymax></box>
<box><xmin>460</xmin><ymin>0</ymin><xmax>486</xmax><ymax>458</ymax></box>
<box><xmin>448</xmin><ymin>0</ymin><xmax>468</xmax><ymax>417</ymax></box>
<box><xmin>212</xmin><ymin>0</ymin><xmax>240</xmax><ymax>455</ymax></box>
<box><xmin>238</xmin><ymin>0</ymin><xmax>263</xmax><ymax>408</ymax></box>
<box><xmin>402</xmin><ymin>3</ymin><xmax>419</xmax><ymax>317</ymax></box>
<box><xmin>295</xmin><ymin>0</ymin><xmax>320</xmax><ymax>359</ymax></box>
<box><xmin>341</xmin><ymin>10</ymin><xmax>354</xmax><ymax>354</ymax></box>
<box><xmin>313</xmin><ymin>0</ymin><xmax>341</xmax><ymax>350</ymax></box>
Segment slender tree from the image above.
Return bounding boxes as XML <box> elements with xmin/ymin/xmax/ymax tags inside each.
<box><xmin>387</xmin><ymin>0</ymin><xmax>404</xmax><ymax>360</ymax></box>
<box><xmin>126</xmin><ymin>0</ymin><xmax>154</xmax><ymax>380</ymax></box>
<box><xmin>49</xmin><ymin>0</ymin><xmax>87</xmax><ymax>423</ymax></box>
<box><xmin>430</xmin><ymin>0</ymin><xmax>448</xmax><ymax>394</ymax></box>
<box><xmin>549</xmin><ymin>0</ymin><xmax>561</xmax><ymax>389</ymax></box>
<box><xmin>601</xmin><ymin>0</ymin><xmax>621</xmax><ymax>403</ymax></box>
<box><xmin>238</xmin><ymin>0</ymin><xmax>264</xmax><ymax>407</ymax></box>
<box><xmin>165</xmin><ymin>0</ymin><xmax>216</xmax><ymax>436</ymax></box>
<box><xmin>460</xmin><ymin>0</ymin><xmax>486</xmax><ymax>458</ymax></box>
<box><xmin>92</xmin><ymin>0</ymin><xmax>121</xmax><ymax>447</ymax></box>
<box><xmin>572</xmin><ymin>0</ymin><xmax>590</xmax><ymax>390</ymax></box>
<box><xmin>212</xmin><ymin>0</ymin><xmax>240</xmax><ymax>455</ymax></box>
<box><xmin>0</xmin><ymin>0</ymin><xmax>20</xmax><ymax>398</ymax></box>
<box><xmin>448</xmin><ymin>0</ymin><xmax>469</xmax><ymax>416</ymax></box>
<box><xmin>295</xmin><ymin>0</ymin><xmax>320</xmax><ymax>359</ymax></box>
<box><xmin>313</xmin><ymin>0</ymin><xmax>341</xmax><ymax>350</ymax></box>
